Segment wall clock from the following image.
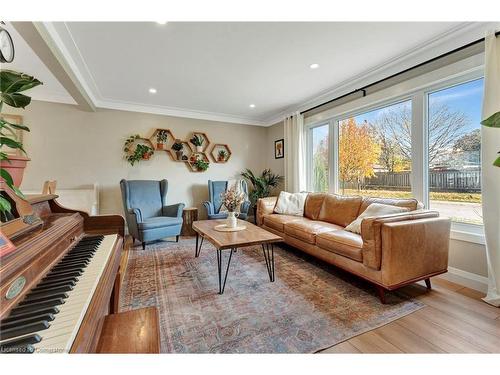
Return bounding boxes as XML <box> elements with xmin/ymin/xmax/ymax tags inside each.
<box><xmin>0</xmin><ymin>26</ymin><xmax>15</xmax><ymax>63</ymax></box>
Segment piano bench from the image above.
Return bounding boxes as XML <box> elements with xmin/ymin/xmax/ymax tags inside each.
<box><xmin>96</xmin><ymin>307</ymin><xmax>160</xmax><ymax>353</ymax></box>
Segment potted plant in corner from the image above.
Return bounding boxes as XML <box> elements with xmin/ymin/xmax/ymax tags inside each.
<box><xmin>172</xmin><ymin>139</ymin><xmax>184</xmax><ymax>160</ymax></box>
<box><xmin>156</xmin><ymin>130</ymin><xmax>168</xmax><ymax>150</ymax></box>
<box><xmin>0</xmin><ymin>70</ymin><xmax>42</xmax><ymax>215</ymax></box>
<box><xmin>241</xmin><ymin>168</ymin><xmax>283</xmax><ymax>223</ymax></box>
<box><xmin>217</xmin><ymin>149</ymin><xmax>228</xmax><ymax>162</ymax></box>
<box><xmin>190</xmin><ymin>134</ymin><xmax>204</xmax><ymax>152</ymax></box>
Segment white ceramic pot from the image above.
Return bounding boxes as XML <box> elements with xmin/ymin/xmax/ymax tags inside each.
<box><xmin>226</xmin><ymin>211</ymin><xmax>239</xmax><ymax>228</ymax></box>
<box><xmin>196</xmin><ymin>146</ymin><xmax>203</xmax><ymax>152</ymax></box>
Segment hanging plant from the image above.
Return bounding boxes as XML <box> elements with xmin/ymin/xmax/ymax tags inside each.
<box><xmin>123</xmin><ymin>135</ymin><xmax>154</xmax><ymax>166</ymax></box>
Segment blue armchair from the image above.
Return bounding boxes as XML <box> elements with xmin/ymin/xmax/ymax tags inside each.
<box><xmin>120</xmin><ymin>179</ymin><xmax>185</xmax><ymax>249</ymax></box>
<box><xmin>202</xmin><ymin>180</ymin><xmax>251</xmax><ymax>220</ymax></box>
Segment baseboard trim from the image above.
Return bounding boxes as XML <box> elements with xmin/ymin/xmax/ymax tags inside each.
<box><xmin>438</xmin><ymin>267</ymin><xmax>488</xmax><ymax>293</ymax></box>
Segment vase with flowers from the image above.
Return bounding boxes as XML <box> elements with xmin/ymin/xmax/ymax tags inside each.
<box><xmin>220</xmin><ymin>186</ymin><xmax>245</xmax><ymax>228</ymax></box>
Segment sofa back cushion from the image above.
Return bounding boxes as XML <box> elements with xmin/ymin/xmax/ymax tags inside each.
<box><xmin>304</xmin><ymin>193</ymin><xmax>327</xmax><ymax>220</ymax></box>
<box><xmin>358</xmin><ymin>197</ymin><xmax>419</xmax><ymax>216</ymax></box>
<box><xmin>318</xmin><ymin>194</ymin><xmax>363</xmax><ymax>227</ymax></box>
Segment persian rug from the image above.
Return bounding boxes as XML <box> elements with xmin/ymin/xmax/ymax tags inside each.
<box><xmin>120</xmin><ymin>237</ymin><xmax>423</xmax><ymax>353</ymax></box>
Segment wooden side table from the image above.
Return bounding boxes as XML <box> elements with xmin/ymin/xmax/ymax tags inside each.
<box><xmin>181</xmin><ymin>207</ymin><xmax>198</xmax><ymax>236</ymax></box>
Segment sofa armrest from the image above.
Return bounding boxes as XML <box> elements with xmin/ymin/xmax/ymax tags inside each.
<box><xmin>360</xmin><ymin>210</ymin><xmax>440</xmax><ymax>270</ymax></box>
<box><xmin>380</xmin><ymin>217</ymin><xmax>451</xmax><ymax>287</ymax></box>
<box><xmin>162</xmin><ymin>203</ymin><xmax>185</xmax><ymax>218</ymax></box>
<box><xmin>256</xmin><ymin>197</ymin><xmax>278</xmax><ymax>226</ymax></box>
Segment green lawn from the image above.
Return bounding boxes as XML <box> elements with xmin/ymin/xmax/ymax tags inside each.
<box><xmin>342</xmin><ymin>189</ymin><xmax>481</xmax><ymax>203</ymax></box>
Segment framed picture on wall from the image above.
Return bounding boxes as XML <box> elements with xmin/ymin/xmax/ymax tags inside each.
<box><xmin>274</xmin><ymin>139</ymin><xmax>284</xmax><ymax>159</ymax></box>
<box><xmin>0</xmin><ymin>114</ymin><xmax>23</xmax><ymax>156</ymax></box>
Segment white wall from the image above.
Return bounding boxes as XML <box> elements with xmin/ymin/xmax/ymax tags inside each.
<box><xmin>12</xmin><ymin>101</ymin><xmax>268</xmax><ymax>217</ymax></box>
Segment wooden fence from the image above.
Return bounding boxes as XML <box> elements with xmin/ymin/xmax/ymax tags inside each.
<box><xmin>342</xmin><ymin>170</ymin><xmax>481</xmax><ymax>192</ymax></box>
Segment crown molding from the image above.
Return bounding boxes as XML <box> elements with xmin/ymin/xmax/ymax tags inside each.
<box><xmin>263</xmin><ymin>22</ymin><xmax>499</xmax><ymax>126</ymax></box>
<box><xmin>96</xmin><ymin>99</ymin><xmax>267</xmax><ymax>126</ymax></box>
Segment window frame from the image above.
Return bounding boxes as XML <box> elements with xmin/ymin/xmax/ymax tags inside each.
<box><xmin>305</xmin><ymin>67</ymin><xmax>485</xmax><ymax>244</ymax></box>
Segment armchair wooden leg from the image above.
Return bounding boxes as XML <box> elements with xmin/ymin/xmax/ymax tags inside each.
<box><xmin>142</xmin><ymin>242</ymin><xmax>146</xmax><ymax>250</ymax></box>
<box><xmin>375</xmin><ymin>285</ymin><xmax>386</xmax><ymax>304</ymax></box>
<box><xmin>176</xmin><ymin>235</ymin><xmax>179</xmax><ymax>243</ymax></box>
<box><xmin>425</xmin><ymin>278</ymin><xmax>432</xmax><ymax>290</ymax></box>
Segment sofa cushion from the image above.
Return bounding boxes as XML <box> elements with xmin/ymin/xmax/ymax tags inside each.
<box><xmin>316</xmin><ymin>230</ymin><xmax>363</xmax><ymax>262</ymax></box>
<box><xmin>263</xmin><ymin>214</ymin><xmax>303</xmax><ymax>232</ymax></box>
<box><xmin>284</xmin><ymin>220</ymin><xmax>343</xmax><ymax>244</ymax></box>
<box><xmin>345</xmin><ymin>203</ymin><xmax>410</xmax><ymax>234</ymax></box>
<box><xmin>304</xmin><ymin>193</ymin><xmax>327</xmax><ymax>220</ymax></box>
<box><xmin>273</xmin><ymin>191</ymin><xmax>308</xmax><ymax>216</ymax></box>
<box><xmin>138</xmin><ymin>216</ymin><xmax>183</xmax><ymax>230</ymax></box>
<box><xmin>318</xmin><ymin>194</ymin><xmax>363</xmax><ymax>227</ymax></box>
<box><xmin>358</xmin><ymin>197</ymin><xmax>419</xmax><ymax>215</ymax></box>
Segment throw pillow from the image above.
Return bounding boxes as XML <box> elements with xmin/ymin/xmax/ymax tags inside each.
<box><xmin>273</xmin><ymin>191</ymin><xmax>308</xmax><ymax>216</ymax></box>
<box><xmin>345</xmin><ymin>203</ymin><xmax>410</xmax><ymax>234</ymax></box>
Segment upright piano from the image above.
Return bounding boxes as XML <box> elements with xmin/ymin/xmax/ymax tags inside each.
<box><xmin>0</xmin><ymin>182</ymin><xmax>126</xmax><ymax>353</ymax></box>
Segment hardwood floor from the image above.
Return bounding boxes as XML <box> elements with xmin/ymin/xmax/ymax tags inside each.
<box><xmin>322</xmin><ymin>278</ymin><xmax>500</xmax><ymax>353</ymax></box>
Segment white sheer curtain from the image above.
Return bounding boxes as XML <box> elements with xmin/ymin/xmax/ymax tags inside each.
<box><xmin>284</xmin><ymin>112</ymin><xmax>306</xmax><ymax>193</ymax></box>
<box><xmin>481</xmin><ymin>32</ymin><xmax>500</xmax><ymax>307</ymax></box>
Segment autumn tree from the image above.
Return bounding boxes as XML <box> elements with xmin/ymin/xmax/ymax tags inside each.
<box><xmin>313</xmin><ymin>137</ymin><xmax>329</xmax><ymax>192</ymax></box>
<box><xmin>339</xmin><ymin>118</ymin><xmax>380</xmax><ymax>193</ymax></box>
<box><xmin>453</xmin><ymin>129</ymin><xmax>480</xmax><ymax>152</ymax></box>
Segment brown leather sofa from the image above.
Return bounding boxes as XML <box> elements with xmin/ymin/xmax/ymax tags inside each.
<box><xmin>256</xmin><ymin>193</ymin><xmax>451</xmax><ymax>303</ymax></box>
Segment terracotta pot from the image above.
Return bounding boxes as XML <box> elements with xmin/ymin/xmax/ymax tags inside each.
<box><xmin>0</xmin><ymin>155</ymin><xmax>30</xmax><ymax>187</ymax></box>
<box><xmin>142</xmin><ymin>153</ymin><xmax>152</xmax><ymax>160</ymax></box>
<box><xmin>157</xmin><ymin>143</ymin><xmax>164</xmax><ymax>150</ymax></box>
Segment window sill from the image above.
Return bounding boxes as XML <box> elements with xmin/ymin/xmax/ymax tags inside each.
<box><xmin>450</xmin><ymin>222</ymin><xmax>485</xmax><ymax>245</ymax></box>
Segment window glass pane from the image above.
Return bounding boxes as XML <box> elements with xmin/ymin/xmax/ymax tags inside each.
<box><xmin>338</xmin><ymin>100</ymin><xmax>412</xmax><ymax>198</ymax></box>
<box><xmin>427</xmin><ymin>78</ymin><xmax>483</xmax><ymax>225</ymax></box>
<box><xmin>311</xmin><ymin>124</ymin><xmax>329</xmax><ymax>192</ymax></box>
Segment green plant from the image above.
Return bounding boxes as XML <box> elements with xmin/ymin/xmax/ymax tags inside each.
<box><xmin>218</xmin><ymin>149</ymin><xmax>228</xmax><ymax>159</ymax></box>
<box><xmin>0</xmin><ymin>70</ymin><xmax>42</xmax><ymax>214</ymax></box>
<box><xmin>194</xmin><ymin>159</ymin><xmax>209</xmax><ymax>171</ymax></box>
<box><xmin>171</xmin><ymin>140</ymin><xmax>183</xmax><ymax>151</ymax></box>
<box><xmin>241</xmin><ymin>168</ymin><xmax>283</xmax><ymax>206</ymax></box>
<box><xmin>189</xmin><ymin>134</ymin><xmax>204</xmax><ymax>147</ymax></box>
<box><xmin>123</xmin><ymin>134</ymin><xmax>140</xmax><ymax>153</ymax></box>
<box><xmin>156</xmin><ymin>130</ymin><xmax>168</xmax><ymax>144</ymax></box>
<box><xmin>123</xmin><ymin>135</ymin><xmax>154</xmax><ymax>166</ymax></box>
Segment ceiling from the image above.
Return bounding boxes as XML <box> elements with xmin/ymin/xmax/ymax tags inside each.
<box><xmin>5</xmin><ymin>22</ymin><xmax>497</xmax><ymax>125</ymax></box>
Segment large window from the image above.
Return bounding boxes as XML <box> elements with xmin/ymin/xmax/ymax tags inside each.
<box><xmin>338</xmin><ymin>100</ymin><xmax>412</xmax><ymax>198</ymax></box>
<box><xmin>310</xmin><ymin>124</ymin><xmax>329</xmax><ymax>192</ymax></box>
<box><xmin>427</xmin><ymin>78</ymin><xmax>484</xmax><ymax>225</ymax></box>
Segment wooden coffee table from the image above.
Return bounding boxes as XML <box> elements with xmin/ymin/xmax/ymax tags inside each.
<box><xmin>192</xmin><ymin>219</ymin><xmax>283</xmax><ymax>294</ymax></box>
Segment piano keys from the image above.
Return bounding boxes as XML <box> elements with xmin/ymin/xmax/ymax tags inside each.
<box><xmin>0</xmin><ymin>182</ymin><xmax>126</xmax><ymax>353</ymax></box>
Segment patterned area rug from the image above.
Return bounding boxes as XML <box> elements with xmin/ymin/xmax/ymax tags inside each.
<box><xmin>120</xmin><ymin>237</ymin><xmax>423</xmax><ymax>353</ymax></box>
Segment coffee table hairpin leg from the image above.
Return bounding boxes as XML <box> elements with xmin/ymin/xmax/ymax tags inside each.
<box><xmin>195</xmin><ymin>233</ymin><xmax>204</xmax><ymax>258</ymax></box>
<box><xmin>217</xmin><ymin>248</ymin><xmax>235</xmax><ymax>294</ymax></box>
<box><xmin>261</xmin><ymin>243</ymin><xmax>275</xmax><ymax>282</ymax></box>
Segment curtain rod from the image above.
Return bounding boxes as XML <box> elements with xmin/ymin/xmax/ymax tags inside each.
<box><xmin>300</xmin><ymin>31</ymin><xmax>500</xmax><ymax>115</ymax></box>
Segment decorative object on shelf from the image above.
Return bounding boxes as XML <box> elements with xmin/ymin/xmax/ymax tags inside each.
<box><xmin>0</xmin><ymin>69</ymin><xmax>42</xmax><ymax>217</ymax></box>
<box><xmin>189</xmin><ymin>134</ymin><xmax>205</xmax><ymax>152</ymax></box>
<box><xmin>123</xmin><ymin>135</ymin><xmax>155</xmax><ymax>165</ymax></box>
<box><xmin>220</xmin><ymin>186</ymin><xmax>245</xmax><ymax>228</ymax></box>
<box><xmin>274</xmin><ymin>138</ymin><xmax>284</xmax><ymax>159</ymax></box>
<box><xmin>171</xmin><ymin>139</ymin><xmax>184</xmax><ymax>160</ymax></box>
<box><xmin>210</xmin><ymin>143</ymin><xmax>232</xmax><ymax>163</ymax></box>
<box><xmin>193</xmin><ymin>158</ymin><xmax>210</xmax><ymax>172</ymax></box>
<box><xmin>155</xmin><ymin>129</ymin><xmax>168</xmax><ymax>150</ymax></box>
<box><xmin>241</xmin><ymin>168</ymin><xmax>283</xmax><ymax>223</ymax></box>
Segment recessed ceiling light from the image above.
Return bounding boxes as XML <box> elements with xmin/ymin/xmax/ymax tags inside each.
<box><xmin>149</xmin><ymin>88</ymin><xmax>157</xmax><ymax>94</ymax></box>
<box><xmin>249</xmin><ymin>104</ymin><xmax>256</xmax><ymax>108</ymax></box>
<box><xmin>309</xmin><ymin>63</ymin><xmax>320</xmax><ymax>69</ymax></box>
<box><xmin>156</xmin><ymin>21</ymin><xmax>168</xmax><ymax>25</ymax></box>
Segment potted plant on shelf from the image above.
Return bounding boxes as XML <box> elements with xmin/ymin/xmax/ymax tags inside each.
<box><xmin>241</xmin><ymin>168</ymin><xmax>283</xmax><ymax>223</ymax></box>
<box><xmin>156</xmin><ymin>130</ymin><xmax>168</xmax><ymax>150</ymax></box>
<box><xmin>194</xmin><ymin>159</ymin><xmax>209</xmax><ymax>172</ymax></box>
<box><xmin>0</xmin><ymin>70</ymin><xmax>42</xmax><ymax>216</ymax></box>
<box><xmin>171</xmin><ymin>139</ymin><xmax>184</xmax><ymax>160</ymax></box>
<box><xmin>190</xmin><ymin>134</ymin><xmax>204</xmax><ymax>152</ymax></box>
<box><xmin>123</xmin><ymin>136</ymin><xmax>154</xmax><ymax>165</ymax></box>
<box><xmin>217</xmin><ymin>149</ymin><xmax>228</xmax><ymax>162</ymax></box>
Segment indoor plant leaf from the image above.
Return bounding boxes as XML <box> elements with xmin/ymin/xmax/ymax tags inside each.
<box><xmin>0</xmin><ymin>70</ymin><xmax>42</xmax><ymax>94</ymax></box>
<box><xmin>0</xmin><ymin>92</ymin><xmax>32</xmax><ymax>108</ymax></box>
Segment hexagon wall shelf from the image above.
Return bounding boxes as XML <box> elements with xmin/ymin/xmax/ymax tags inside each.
<box><xmin>125</xmin><ymin>128</ymin><xmax>230</xmax><ymax>172</ymax></box>
<box><xmin>211</xmin><ymin>144</ymin><xmax>232</xmax><ymax>163</ymax></box>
